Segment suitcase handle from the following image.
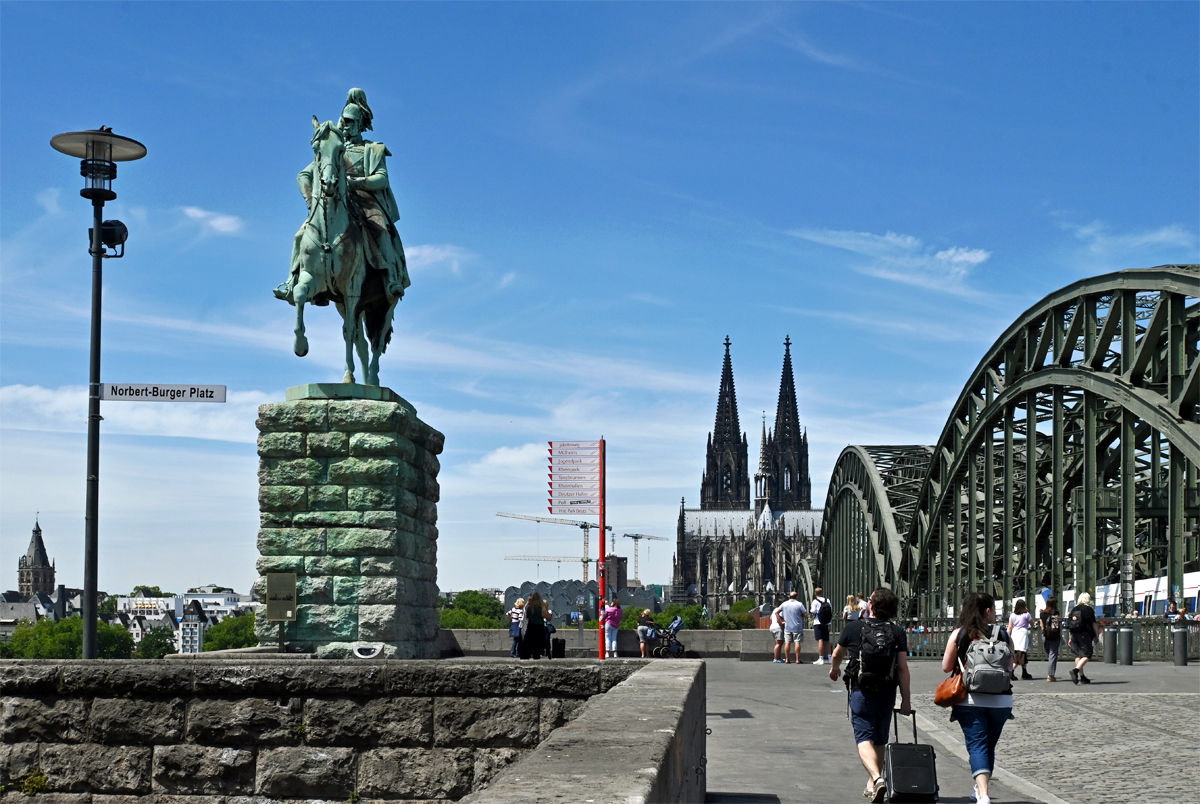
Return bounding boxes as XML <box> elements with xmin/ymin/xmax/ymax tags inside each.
<box><xmin>892</xmin><ymin>708</ymin><xmax>918</xmax><ymax>745</ymax></box>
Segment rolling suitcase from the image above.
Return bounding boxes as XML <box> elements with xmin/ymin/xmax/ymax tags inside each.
<box><xmin>884</xmin><ymin>710</ymin><xmax>938</xmax><ymax>802</ymax></box>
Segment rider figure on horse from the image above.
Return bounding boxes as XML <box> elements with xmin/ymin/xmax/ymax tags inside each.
<box><xmin>276</xmin><ymin>88</ymin><xmax>410</xmax><ymax>307</ymax></box>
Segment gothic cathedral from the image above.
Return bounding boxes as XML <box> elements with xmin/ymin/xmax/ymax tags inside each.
<box><xmin>673</xmin><ymin>338</ymin><xmax>822</xmax><ymax>613</ymax></box>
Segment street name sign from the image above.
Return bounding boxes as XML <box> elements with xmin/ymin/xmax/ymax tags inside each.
<box><xmin>101</xmin><ymin>383</ymin><xmax>226</xmax><ymax>402</ymax></box>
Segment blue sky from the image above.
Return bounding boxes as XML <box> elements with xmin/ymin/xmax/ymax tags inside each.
<box><xmin>2</xmin><ymin>2</ymin><xmax>1197</xmax><ymax>596</ymax></box>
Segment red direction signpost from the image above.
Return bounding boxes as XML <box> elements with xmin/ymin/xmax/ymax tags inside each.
<box><xmin>548</xmin><ymin>439</ymin><xmax>607</xmax><ymax>657</ymax></box>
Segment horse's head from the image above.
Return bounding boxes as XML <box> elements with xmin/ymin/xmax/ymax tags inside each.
<box><xmin>310</xmin><ymin>116</ymin><xmax>345</xmax><ymax>199</ymax></box>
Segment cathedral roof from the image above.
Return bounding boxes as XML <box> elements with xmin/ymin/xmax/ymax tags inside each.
<box><xmin>681</xmin><ymin>508</ymin><xmax>823</xmax><ymax>539</ymax></box>
<box><xmin>21</xmin><ymin>520</ymin><xmax>52</xmax><ymax>569</ymax></box>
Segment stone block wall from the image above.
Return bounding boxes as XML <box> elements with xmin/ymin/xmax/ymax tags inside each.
<box><xmin>0</xmin><ymin>659</ymin><xmax>644</xmax><ymax>801</ymax></box>
<box><xmin>254</xmin><ymin>396</ymin><xmax>444</xmax><ymax>658</ymax></box>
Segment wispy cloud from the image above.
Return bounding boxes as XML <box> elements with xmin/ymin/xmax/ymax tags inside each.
<box><xmin>771</xmin><ymin>27</ymin><xmax>870</xmax><ymax>71</ymax></box>
<box><xmin>1058</xmin><ymin>220</ymin><xmax>1196</xmax><ymax>259</ymax></box>
<box><xmin>499</xmin><ymin>271</ymin><xmax>517</xmax><ymax>288</ymax></box>
<box><xmin>35</xmin><ymin>188</ymin><xmax>61</xmax><ymax>215</ymax></box>
<box><xmin>182</xmin><ymin>206</ymin><xmax>244</xmax><ymax>235</ymax></box>
<box><xmin>0</xmin><ymin>384</ymin><xmax>271</xmax><ymax>443</ymax></box>
<box><xmin>791</xmin><ymin>227</ymin><xmax>992</xmax><ymax>297</ymax></box>
<box><xmin>406</xmin><ymin>244</ymin><xmax>474</xmax><ymax>276</ymax></box>
<box><xmin>629</xmin><ymin>292</ymin><xmax>675</xmax><ymax>307</ymax></box>
<box><xmin>776</xmin><ymin>306</ymin><xmax>998</xmax><ymax>343</ymax></box>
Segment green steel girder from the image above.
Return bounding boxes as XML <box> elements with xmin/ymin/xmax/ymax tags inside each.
<box><xmin>818</xmin><ymin>266</ymin><xmax>1199</xmax><ymax>619</ymax></box>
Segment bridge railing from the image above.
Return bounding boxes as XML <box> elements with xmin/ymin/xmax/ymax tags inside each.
<box><xmin>827</xmin><ymin>617</ymin><xmax>1200</xmax><ymax>661</ymax></box>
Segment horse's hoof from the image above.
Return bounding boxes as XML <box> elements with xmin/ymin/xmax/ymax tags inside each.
<box><xmin>342</xmin><ymin>372</ymin><xmax>355</xmax><ymax>384</ymax></box>
<box><xmin>294</xmin><ymin>334</ymin><xmax>309</xmax><ymax>357</ymax></box>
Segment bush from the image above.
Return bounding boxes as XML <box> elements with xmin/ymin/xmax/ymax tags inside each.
<box><xmin>203</xmin><ymin>612</ymin><xmax>258</xmax><ymax>652</ymax></box>
<box><xmin>729</xmin><ymin>598</ymin><xmax>758</xmax><ymax>614</ymax></box>
<box><xmin>137</xmin><ymin>626</ymin><xmax>178</xmax><ymax>658</ymax></box>
<box><xmin>0</xmin><ymin>616</ymin><xmax>132</xmax><ymax>659</ymax></box>
<box><xmin>451</xmin><ymin>590</ymin><xmax>505</xmax><ymax>620</ymax></box>
<box><xmin>708</xmin><ymin>613</ymin><xmax>739</xmax><ymax>630</ymax></box>
<box><xmin>440</xmin><ymin>608</ymin><xmax>506</xmax><ymax>630</ymax></box>
<box><xmin>654</xmin><ymin>604</ymin><xmax>704</xmax><ymax>631</ymax></box>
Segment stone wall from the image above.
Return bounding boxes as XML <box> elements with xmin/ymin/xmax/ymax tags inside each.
<box><xmin>464</xmin><ymin>660</ymin><xmax>706</xmax><ymax>804</ymax></box>
<box><xmin>440</xmin><ymin>628</ymin><xmax>777</xmax><ymax>660</ymax></box>
<box><xmin>255</xmin><ymin>389</ymin><xmax>444</xmax><ymax>659</ymax></box>
<box><xmin>0</xmin><ymin>659</ymin><xmax>645</xmax><ymax>801</ymax></box>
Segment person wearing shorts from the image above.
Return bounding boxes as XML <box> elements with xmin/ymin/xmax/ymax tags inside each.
<box><xmin>770</xmin><ymin>604</ymin><xmax>785</xmax><ymax>663</ymax></box>
<box><xmin>811</xmin><ymin>587</ymin><xmax>833</xmax><ymax>664</ymax></box>
<box><xmin>636</xmin><ymin>609</ymin><xmax>655</xmax><ymax>658</ymax></box>
<box><xmin>829</xmin><ymin>588</ymin><xmax>912</xmax><ymax>803</ymax></box>
<box><xmin>779</xmin><ymin>591</ymin><xmax>808</xmax><ymax>664</ymax></box>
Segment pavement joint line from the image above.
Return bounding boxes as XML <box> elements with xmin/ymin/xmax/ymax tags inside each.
<box><xmin>911</xmin><ymin>710</ymin><xmax>1075</xmax><ymax>804</ymax></box>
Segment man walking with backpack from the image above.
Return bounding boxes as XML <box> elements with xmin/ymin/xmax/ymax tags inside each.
<box><xmin>828</xmin><ymin>588</ymin><xmax>912</xmax><ymax>802</ymax></box>
<box><xmin>811</xmin><ymin>586</ymin><xmax>834</xmax><ymax>664</ymax></box>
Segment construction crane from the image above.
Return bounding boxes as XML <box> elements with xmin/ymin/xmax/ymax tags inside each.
<box><xmin>622</xmin><ymin>533</ymin><xmax>669</xmax><ymax>586</ymax></box>
<box><xmin>504</xmin><ymin>556</ymin><xmax>598</xmax><ymax>579</ymax></box>
<box><xmin>496</xmin><ymin>512</ymin><xmax>612</xmax><ymax>583</ymax></box>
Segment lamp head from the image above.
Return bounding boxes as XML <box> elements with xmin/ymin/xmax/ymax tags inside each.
<box><xmin>50</xmin><ymin>127</ymin><xmax>146</xmax><ymax>201</ymax></box>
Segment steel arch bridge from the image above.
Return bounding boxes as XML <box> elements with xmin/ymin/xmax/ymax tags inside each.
<box><xmin>818</xmin><ymin>265</ymin><xmax>1200</xmax><ymax>617</ymax></box>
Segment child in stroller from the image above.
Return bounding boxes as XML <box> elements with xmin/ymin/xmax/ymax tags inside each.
<box><xmin>651</xmin><ymin>615</ymin><xmax>686</xmax><ymax>658</ymax></box>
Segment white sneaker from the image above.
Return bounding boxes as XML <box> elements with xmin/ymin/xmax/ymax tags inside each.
<box><xmin>814</xmin><ymin>657</ymin><xmax>825</xmax><ymax>665</ymax></box>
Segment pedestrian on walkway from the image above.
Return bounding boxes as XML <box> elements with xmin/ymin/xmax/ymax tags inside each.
<box><xmin>637</xmin><ymin>609</ymin><xmax>654</xmax><ymax>658</ymax></box>
<box><xmin>811</xmin><ymin>587</ymin><xmax>833</xmax><ymax>664</ymax></box>
<box><xmin>780</xmin><ymin>591</ymin><xmax>808</xmax><ymax>664</ymax></box>
<box><xmin>1008</xmin><ymin>599</ymin><xmax>1034</xmax><ymax>680</ymax></box>
<box><xmin>940</xmin><ymin>591</ymin><xmax>1014</xmax><ymax>804</ymax></box>
<box><xmin>828</xmin><ymin>588</ymin><xmax>912</xmax><ymax>803</ymax></box>
<box><xmin>857</xmin><ymin>593</ymin><xmax>869</xmax><ymax>616</ymax></box>
<box><xmin>844</xmin><ymin>594</ymin><xmax>860</xmax><ymax>621</ymax></box>
<box><xmin>600</xmin><ymin>597</ymin><xmax>622</xmax><ymax>658</ymax></box>
<box><xmin>1067</xmin><ymin>592</ymin><xmax>1099</xmax><ymax>684</ymax></box>
<box><xmin>770</xmin><ymin>603</ymin><xmax>785</xmax><ymax>663</ymax></box>
<box><xmin>507</xmin><ymin>598</ymin><xmax>525</xmax><ymax>658</ymax></box>
<box><xmin>1038</xmin><ymin>595</ymin><xmax>1062</xmax><ymax>682</ymax></box>
<box><xmin>519</xmin><ymin>593</ymin><xmax>549</xmax><ymax>660</ymax></box>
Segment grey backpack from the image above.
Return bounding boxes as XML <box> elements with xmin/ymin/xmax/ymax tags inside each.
<box><xmin>964</xmin><ymin>624</ymin><xmax>1013</xmax><ymax>695</ymax></box>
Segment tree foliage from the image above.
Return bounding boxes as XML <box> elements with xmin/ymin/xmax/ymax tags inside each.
<box><xmin>450</xmin><ymin>590</ymin><xmax>504</xmax><ymax>620</ymax></box>
<box><xmin>0</xmin><ymin>616</ymin><xmax>133</xmax><ymax>659</ymax></box>
<box><xmin>729</xmin><ymin>598</ymin><xmax>758</xmax><ymax>614</ymax></box>
<box><xmin>136</xmin><ymin>627</ymin><xmax>178</xmax><ymax>659</ymax></box>
<box><xmin>202</xmin><ymin>612</ymin><xmax>258</xmax><ymax>651</ymax></box>
<box><xmin>99</xmin><ymin>596</ymin><xmax>118</xmax><ymax>615</ymax></box>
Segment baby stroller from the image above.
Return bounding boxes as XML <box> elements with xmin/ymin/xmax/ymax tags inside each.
<box><xmin>651</xmin><ymin>615</ymin><xmax>686</xmax><ymax>658</ymax></box>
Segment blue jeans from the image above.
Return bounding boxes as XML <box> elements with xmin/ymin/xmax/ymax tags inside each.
<box><xmin>849</xmin><ymin>688</ymin><xmax>896</xmax><ymax>745</ymax></box>
<box><xmin>604</xmin><ymin>624</ymin><xmax>619</xmax><ymax>654</ymax></box>
<box><xmin>953</xmin><ymin>705</ymin><xmax>1011</xmax><ymax>777</ymax></box>
<box><xmin>1044</xmin><ymin>637</ymin><xmax>1061</xmax><ymax>677</ymax></box>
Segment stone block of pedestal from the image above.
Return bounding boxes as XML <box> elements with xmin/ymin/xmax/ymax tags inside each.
<box><xmin>254</xmin><ymin>384</ymin><xmax>443</xmax><ymax>658</ymax></box>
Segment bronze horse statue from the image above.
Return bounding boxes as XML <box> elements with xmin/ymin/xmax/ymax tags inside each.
<box><xmin>275</xmin><ymin>118</ymin><xmax>398</xmax><ymax>386</ymax></box>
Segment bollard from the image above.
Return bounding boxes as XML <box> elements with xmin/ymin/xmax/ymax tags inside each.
<box><xmin>1172</xmin><ymin>626</ymin><xmax>1188</xmax><ymax>666</ymax></box>
<box><xmin>1118</xmin><ymin>625</ymin><xmax>1134</xmax><ymax>665</ymax></box>
<box><xmin>1104</xmin><ymin>625</ymin><xmax>1118</xmax><ymax>663</ymax></box>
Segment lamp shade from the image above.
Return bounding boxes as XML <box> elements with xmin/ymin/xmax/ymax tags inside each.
<box><xmin>50</xmin><ymin>129</ymin><xmax>147</xmax><ymax>161</ymax></box>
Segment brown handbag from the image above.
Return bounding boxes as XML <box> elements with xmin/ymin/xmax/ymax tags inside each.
<box><xmin>934</xmin><ymin>659</ymin><xmax>967</xmax><ymax>707</ymax></box>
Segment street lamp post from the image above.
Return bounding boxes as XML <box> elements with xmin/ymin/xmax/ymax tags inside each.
<box><xmin>50</xmin><ymin>127</ymin><xmax>146</xmax><ymax>659</ymax></box>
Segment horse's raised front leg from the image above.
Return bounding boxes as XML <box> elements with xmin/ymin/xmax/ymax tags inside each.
<box><xmin>292</xmin><ymin>269</ymin><xmax>314</xmax><ymax>357</ymax></box>
<box><xmin>340</xmin><ymin>294</ymin><xmax>360</xmax><ymax>384</ymax></box>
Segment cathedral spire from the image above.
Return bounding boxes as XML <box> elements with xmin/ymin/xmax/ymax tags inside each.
<box><xmin>775</xmin><ymin>336</ymin><xmax>799</xmax><ymax>447</ymax></box>
<box><xmin>760</xmin><ymin>336</ymin><xmax>812</xmax><ymax>510</ymax></box>
<box><xmin>701</xmin><ymin>337</ymin><xmax>750</xmax><ymax>510</ymax></box>
<box><xmin>712</xmin><ymin>336</ymin><xmax>742</xmax><ymax>447</ymax></box>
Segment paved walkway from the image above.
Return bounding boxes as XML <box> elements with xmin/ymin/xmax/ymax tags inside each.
<box><xmin>704</xmin><ymin>658</ymin><xmax>1199</xmax><ymax>804</ymax></box>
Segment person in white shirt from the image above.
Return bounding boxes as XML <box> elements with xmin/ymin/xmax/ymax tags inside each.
<box><xmin>857</xmin><ymin>593</ymin><xmax>869</xmax><ymax>616</ymax></box>
<box><xmin>811</xmin><ymin>587</ymin><xmax>833</xmax><ymax>664</ymax></box>
<box><xmin>770</xmin><ymin>604</ymin><xmax>785</xmax><ymax>663</ymax></box>
<box><xmin>779</xmin><ymin>591</ymin><xmax>808</xmax><ymax>664</ymax></box>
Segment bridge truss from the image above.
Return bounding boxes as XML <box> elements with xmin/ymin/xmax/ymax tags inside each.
<box><xmin>818</xmin><ymin>265</ymin><xmax>1199</xmax><ymax>617</ymax></box>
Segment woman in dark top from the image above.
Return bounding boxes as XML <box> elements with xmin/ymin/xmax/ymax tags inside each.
<box><xmin>1068</xmin><ymin>592</ymin><xmax>1099</xmax><ymax>684</ymax></box>
<box><xmin>519</xmin><ymin>593</ymin><xmax>549</xmax><ymax>660</ymax></box>
<box><xmin>1038</xmin><ymin>595</ymin><xmax>1062</xmax><ymax>682</ymax></box>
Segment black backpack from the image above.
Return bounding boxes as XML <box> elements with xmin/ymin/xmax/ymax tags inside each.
<box><xmin>1043</xmin><ymin>611</ymin><xmax>1062</xmax><ymax>640</ymax></box>
<box><xmin>855</xmin><ymin>619</ymin><xmax>901</xmax><ymax>692</ymax></box>
<box><xmin>817</xmin><ymin>598</ymin><xmax>833</xmax><ymax>625</ymax></box>
<box><xmin>1067</xmin><ymin>607</ymin><xmax>1088</xmax><ymax>633</ymax></box>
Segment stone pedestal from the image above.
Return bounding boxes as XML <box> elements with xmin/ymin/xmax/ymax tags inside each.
<box><xmin>253</xmin><ymin>384</ymin><xmax>444</xmax><ymax>658</ymax></box>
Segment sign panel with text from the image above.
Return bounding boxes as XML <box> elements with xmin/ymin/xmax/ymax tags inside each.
<box><xmin>101</xmin><ymin>383</ymin><xmax>227</xmax><ymax>403</ymax></box>
<box><xmin>264</xmin><ymin>573</ymin><xmax>298</xmax><ymax>621</ymax></box>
